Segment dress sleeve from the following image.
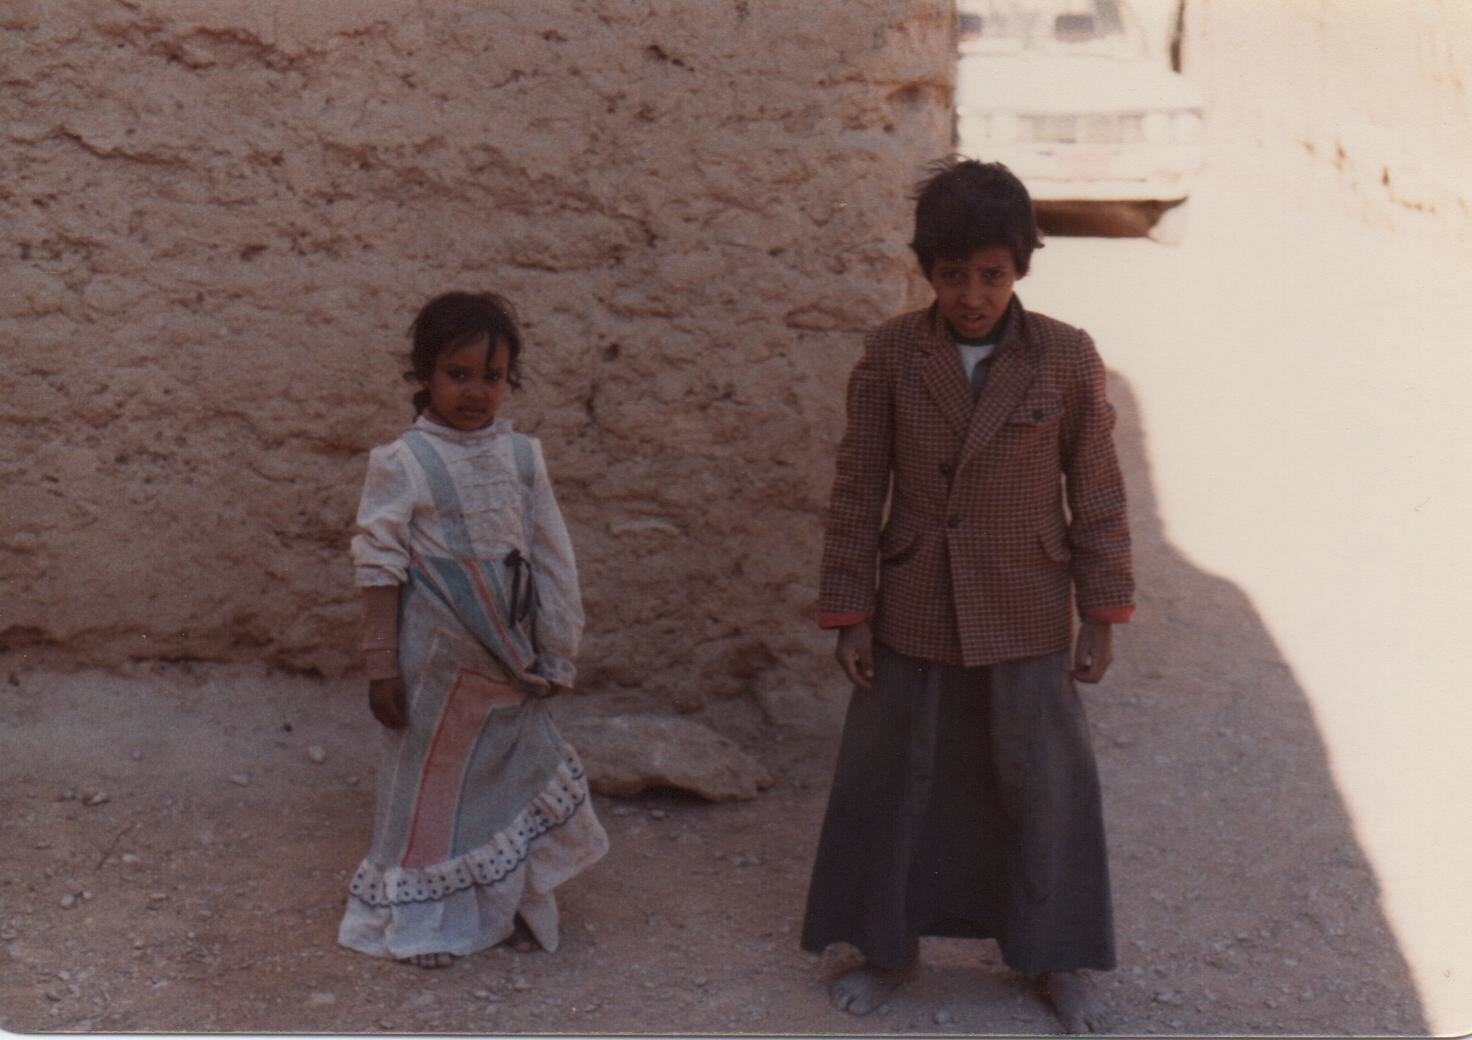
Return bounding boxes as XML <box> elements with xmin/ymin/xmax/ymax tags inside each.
<box><xmin>526</xmin><ymin>439</ymin><xmax>584</xmax><ymax>688</ymax></box>
<box><xmin>351</xmin><ymin>443</ymin><xmax>418</xmax><ymax>587</ymax></box>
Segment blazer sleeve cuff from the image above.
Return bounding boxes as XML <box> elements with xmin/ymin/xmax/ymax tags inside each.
<box><xmin>1080</xmin><ymin>604</ymin><xmax>1134</xmax><ymax>624</ymax></box>
<box><xmin>819</xmin><ymin>611</ymin><xmax>873</xmax><ymax>630</ymax></box>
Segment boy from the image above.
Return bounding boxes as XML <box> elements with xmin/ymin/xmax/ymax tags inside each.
<box><xmin>800</xmin><ymin>158</ymin><xmax>1133</xmax><ymax>1034</ymax></box>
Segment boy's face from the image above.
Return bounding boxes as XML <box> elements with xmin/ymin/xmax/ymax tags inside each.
<box><xmin>425</xmin><ymin>335</ymin><xmax>510</xmax><ymax>431</ymax></box>
<box><xmin>929</xmin><ymin>246</ymin><xmax>1018</xmax><ymax>341</ymax></box>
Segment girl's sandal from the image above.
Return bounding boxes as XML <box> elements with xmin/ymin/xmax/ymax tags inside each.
<box><xmin>402</xmin><ymin>952</ymin><xmax>454</xmax><ymax>969</ymax></box>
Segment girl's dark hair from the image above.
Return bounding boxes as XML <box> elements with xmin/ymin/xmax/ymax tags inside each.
<box><xmin>910</xmin><ymin>156</ymin><xmax>1044</xmax><ymax>278</ymax></box>
<box><xmin>404</xmin><ymin>291</ymin><xmax>524</xmax><ymax>415</ymax></box>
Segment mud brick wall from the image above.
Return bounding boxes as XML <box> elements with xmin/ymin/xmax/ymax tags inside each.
<box><xmin>1</xmin><ymin>0</ymin><xmax>952</xmax><ymax>704</ymax></box>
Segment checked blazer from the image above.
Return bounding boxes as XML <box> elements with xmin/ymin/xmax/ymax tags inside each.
<box><xmin>818</xmin><ymin>299</ymin><xmax>1134</xmax><ymax>668</ymax></box>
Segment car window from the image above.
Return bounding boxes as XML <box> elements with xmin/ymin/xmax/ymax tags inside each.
<box><xmin>956</xmin><ymin>0</ymin><xmax>1147</xmax><ymax>60</ymax></box>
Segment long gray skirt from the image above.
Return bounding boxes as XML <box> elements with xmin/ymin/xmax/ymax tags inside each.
<box><xmin>800</xmin><ymin>644</ymin><xmax>1115</xmax><ymax>976</ymax></box>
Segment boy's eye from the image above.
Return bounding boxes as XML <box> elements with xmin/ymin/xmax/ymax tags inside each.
<box><xmin>486</xmin><ymin>370</ymin><xmax>504</xmax><ymax>383</ymax></box>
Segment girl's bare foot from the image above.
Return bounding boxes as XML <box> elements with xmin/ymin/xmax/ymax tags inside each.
<box><xmin>829</xmin><ymin>957</ymin><xmax>917</xmax><ymax>1016</ymax></box>
<box><xmin>500</xmin><ymin>914</ymin><xmax>539</xmax><ymax>954</ymax></box>
<box><xmin>401</xmin><ymin>952</ymin><xmax>453</xmax><ymax>969</ymax></box>
<box><xmin>1041</xmin><ymin>971</ymin><xmax>1106</xmax><ymax>1034</ymax></box>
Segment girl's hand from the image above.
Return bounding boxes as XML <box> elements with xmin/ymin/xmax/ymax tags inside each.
<box><xmin>368</xmin><ymin>677</ymin><xmax>408</xmax><ymax>729</ymax></box>
<box><xmin>1071</xmin><ymin>621</ymin><xmax>1114</xmax><ymax>683</ymax></box>
<box><xmin>835</xmin><ymin>621</ymin><xmax>875</xmax><ymax>689</ymax></box>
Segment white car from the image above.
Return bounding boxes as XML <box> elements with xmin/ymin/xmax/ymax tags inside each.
<box><xmin>953</xmin><ymin>0</ymin><xmax>1205</xmax><ymax>240</ymax></box>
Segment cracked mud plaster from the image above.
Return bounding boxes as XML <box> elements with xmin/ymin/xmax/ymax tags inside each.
<box><xmin>0</xmin><ymin>0</ymin><xmax>954</xmax><ymax>706</ymax></box>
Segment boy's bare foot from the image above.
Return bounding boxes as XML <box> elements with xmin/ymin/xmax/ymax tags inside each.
<box><xmin>829</xmin><ymin>959</ymin><xmax>916</xmax><ymax>1016</ymax></box>
<box><xmin>1040</xmin><ymin>971</ymin><xmax>1106</xmax><ymax>1034</ymax></box>
<box><xmin>401</xmin><ymin>952</ymin><xmax>453</xmax><ymax>969</ymax></box>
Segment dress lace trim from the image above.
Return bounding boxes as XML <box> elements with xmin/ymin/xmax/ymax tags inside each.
<box><xmin>347</xmin><ymin>745</ymin><xmax>590</xmax><ymax>908</ymax></box>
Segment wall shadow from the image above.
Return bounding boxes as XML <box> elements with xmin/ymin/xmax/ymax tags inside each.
<box><xmin>1071</xmin><ymin>371</ymin><xmax>1428</xmax><ymax>1033</ymax></box>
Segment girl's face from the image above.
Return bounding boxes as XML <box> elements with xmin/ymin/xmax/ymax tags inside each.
<box><xmin>425</xmin><ymin>335</ymin><xmax>510</xmax><ymax>431</ymax></box>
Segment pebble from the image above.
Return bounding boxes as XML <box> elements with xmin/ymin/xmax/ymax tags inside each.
<box><xmin>307</xmin><ymin>745</ymin><xmax>327</xmax><ymax>764</ymax></box>
<box><xmin>648</xmin><ymin>808</ymin><xmax>667</xmax><ymax>819</ymax></box>
<box><xmin>0</xmin><ymin>928</ymin><xmax>18</xmax><ymax>940</ymax></box>
<box><xmin>148</xmin><ymin>891</ymin><xmax>168</xmax><ymax>901</ymax></box>
<box><xmin>133</xmin><ymin>938</ymin><xmax>145</xmax><ymax>949</ymax></box>
<box><xmin>934</xmin><ymin>1009</ymin><xmax>954</xmax><ymax>1025</ymax></box>
<box><xmin>610</xmin><ymin>806</ymin><xmax>635</xmax><ymax>817</ymax></box>
<box><xmin>59</xmin><ymin>894</ymin><xmax>77</xmax><ymax>909</ymax></box>
<box><xmin>86</xmin><ymin>792</ymin><xmax>110</xmax><ymax>806</ymax></box>
<box><xmin>308</xmin><ymin>992</ymin><xmax>336</xmax><ymax>1006</ymax></box>
<box><xmin>229</xmin><ymin>773</ymin><xmax>250</xmax><ymax>786</ymax></box>
<box><xmin>121</xmin><ymin>853</ymin><xmax>141</xmax><ymax>865</ymax></box>
<box><xmin>473</xmin><ymin>989</ymin><xmax>493</xmax><ymax>999</ymax></box>
<box><xmin>346</xmin><ymin>776</ymin><xmax>359</xmax><ymax>786</ymax></box>
<box><xmin>130</xmin><ymin>749</ymin><xmax>143</xmax><ymax>761</ymax></box>
<box><xmin>512</xmin><ymin>976</ymin><xmax>532</xmax><ymax>991</ymax></box>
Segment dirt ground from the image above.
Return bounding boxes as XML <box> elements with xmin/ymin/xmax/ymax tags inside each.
<box><xmin>0</xmin><ymin>485</ymin><xmax>1430</xmax><ymax>1040</ymax></box>
<box><xmin>3</xmin><ymin>143</ymin><xmax>1464</xmax><ymax>1037</ymax></box>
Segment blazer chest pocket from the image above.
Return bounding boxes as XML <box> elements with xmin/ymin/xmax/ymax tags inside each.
<box><xmin>1006</xmin><ymin>394</ymin><xmax>1063</xmax><ymax>428</ymax></box>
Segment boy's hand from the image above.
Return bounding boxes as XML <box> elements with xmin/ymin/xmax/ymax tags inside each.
<box><xmin>1072</xmin><ymin>621</ymin><xmax>1114</xmax><ymax>683</ymax></box>
<box><xmin>368</xmin><ymin>677</ymin><xmax>408</xmax><ymax>729</ymax></box>
<box><xmin>835</xmin><ymin>621</ymin><xmax>875</xmax><ymax>689</ymax></box>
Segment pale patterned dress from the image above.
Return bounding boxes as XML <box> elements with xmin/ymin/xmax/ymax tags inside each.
<box><xmin>337</xmin><ymin>414</ymin><xmax>608</xmax><ymax>959</ymax></box>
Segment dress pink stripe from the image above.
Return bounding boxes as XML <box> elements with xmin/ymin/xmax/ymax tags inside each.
<box><xmin>400</xmin><ymin>668</ymin><xmax>521</xmax><ymax>869</ymax></box>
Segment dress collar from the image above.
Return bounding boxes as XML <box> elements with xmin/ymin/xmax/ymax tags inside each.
<box><xmin>411</xmin><ymin>413</ymin><xmax>514</xmax><ymax>443</ymax></box>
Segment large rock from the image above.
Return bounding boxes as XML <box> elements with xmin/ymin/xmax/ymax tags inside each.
<box><xmin>563</xmin><ymin>714</ymin><xmax>773</xmax><ymax>802</ymax></box>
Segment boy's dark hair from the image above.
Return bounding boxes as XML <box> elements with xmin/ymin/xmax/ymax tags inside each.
<box><xmin>405</xmin><ymin>291</ymin><xmax>524</xmax><ymax>414</ymax></box>
<box><xmin>910</xmin><ymin>156</ymin><xmax>1043</xmax><ymax>278</ymax></box>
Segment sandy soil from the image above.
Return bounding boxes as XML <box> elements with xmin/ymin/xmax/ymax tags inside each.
<box><xmin>3</xmin><ymin>142</ymin><xmax>1463</xmax><ymax>1036</ymax></box>
<box><xmin>0</xmin><ymin>644</ymin><xmax>1424</xmax><ymax>1036</ymax></box>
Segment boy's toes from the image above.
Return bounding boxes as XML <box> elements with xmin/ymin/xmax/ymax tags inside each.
<box><xmin>829</xmin><ymin>964</ymin><xmax>905</xmax><ymax>1016</ymax></box>
<box><xmin>1041</xmin><ymin>972</ymin><xmax>1108</xmax><ymax>1034</ymax></box>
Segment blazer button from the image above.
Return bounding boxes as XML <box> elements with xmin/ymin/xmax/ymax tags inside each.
<box><xmin>948</xmin><ymin>515</ymin><xmax>961</xmax><ymax>528</ymax></box>
<box><xmin>1032</xmin><ymin>409</ymin><xmax>1044</xmax><ymax>421</ymax></box>
<box><xmin>939</xmin><ymin>461</ymin><xmax>953</xmax><ymax>476</ymax></box>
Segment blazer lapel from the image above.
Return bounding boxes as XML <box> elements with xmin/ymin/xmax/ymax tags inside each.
<box><xmin>959</xmin><ymin>299</ymin><xmax>1039</xmax><ymax>466</ymax></box>
<box><xmin>916</xmin><ymin>307</ymin><xmax>974</xmax><ymax>438</ymax></box>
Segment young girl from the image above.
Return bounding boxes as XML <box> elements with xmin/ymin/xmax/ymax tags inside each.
<box><xmin>338</xmin><ymin>290</ymin><xmax>608</xmax><ymax>968</ymax></box>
